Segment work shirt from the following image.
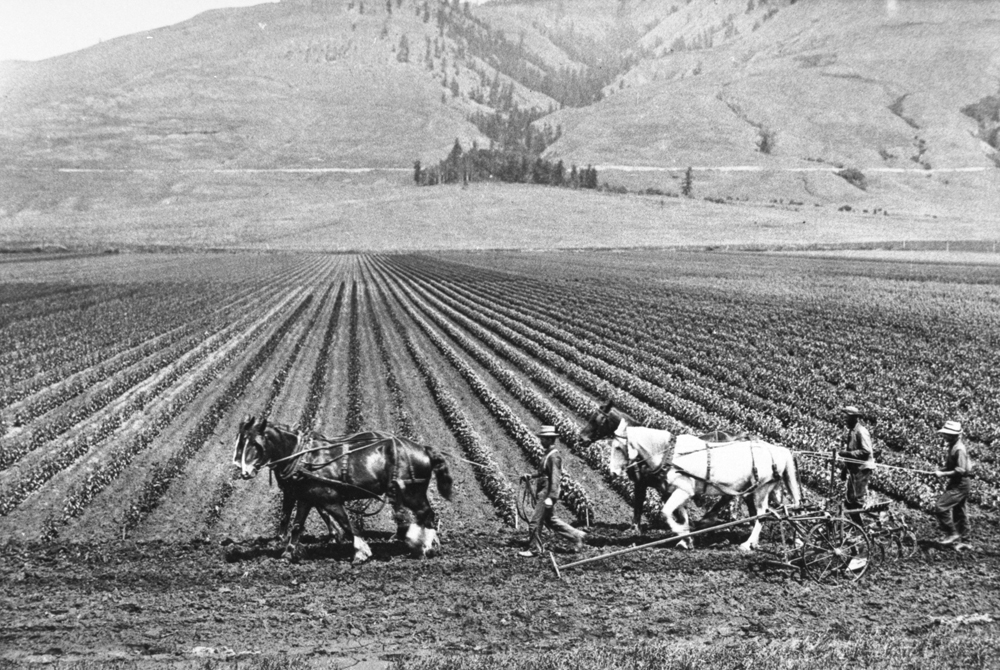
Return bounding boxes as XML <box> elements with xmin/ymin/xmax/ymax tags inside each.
<box><xmin>538</xmin><ymin>448</ymin><xmax>563</xmax><ymax>501</ymax></box>
<box><xmin>943</xmin><ymin>439</ymin><xmax>971</xmax><ymax>489</ymax></box>
<box><xmin>840</xmin><ymin>423</ymin><xmax>875</xmax><ymax>471</ymax></box>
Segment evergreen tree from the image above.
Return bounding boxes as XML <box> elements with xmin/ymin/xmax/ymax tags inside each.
<box><xmin>682</xmin><ymin>167</ymin><xmax>693</xmax><ymax>197</ymax></box>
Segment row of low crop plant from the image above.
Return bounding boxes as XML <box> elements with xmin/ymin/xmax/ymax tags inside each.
<box><xmin>373</xmin><ymin>259</ymin><xmax>666</xmax><ymax>521</ymax></box>
<box><xmin>376</xmin><ymin>258</ymin><xmax>931</xmax><ymax>505</ymax></box>
<box><xmin>205</xmin><ymin>283</ymin><xmax>346</xmax><ymax>531</ymax></box>
<box><xmin>0</xmin><ymin>285</ymin><xmax>222</xmax><ymax>407</ymax></box>
<box><xmin>118</xmin><ymin>291</ymin><xmax>319</xmax><ymax>535</ymax></box>
<box><xmin>0</xmin><ymin>257</ymin><xmax>320</xmax><ymax>413</ymax></box>
<box><xmin>370</xmin><ymin>280</ymin><xmax>517</xmax><ymax>526</ymax></box>
<box><xmin>42</xmin><ymin>293</ymin><xmax>313</xmax><ymax>541</ymax></box>
<box><xmin>394</xmin><ymin>253</ymin><xmax>999</xmax><ymax>511</ymax></box>
<box><xmin>0</xmin><ymin>289</ymin><xmax>304</xmax><ymax>522</ymax></box>
<box><xmin>365</xmin><ymin>284</ymin><xmax>417</xmax><ymax>441</ymax></box>
<box><xmin>378</xmin><ymin>269</ymin><xmax>595</xmax><ymax>523</ymax></box>
<box><xmin>0</xmin><ymin>278</ymin><xmax>299</xmax><ymax>473</ymax></box>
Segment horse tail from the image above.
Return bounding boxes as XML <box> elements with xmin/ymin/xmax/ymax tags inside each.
<box><xmin>427</xmin><ymin>446</ymin><xmax>453</xmax><ymax>500</ymax></box>
<box><xmin>781</xmin><ymin>448</ymin><xmax>802</xmax><ymax>507</ymax></box>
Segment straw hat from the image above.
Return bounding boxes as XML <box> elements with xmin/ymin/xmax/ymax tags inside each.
<box><xmin>840</xmin><ymin>406</ymin><xmax>863</xmax><ymax>417</ymax></box>
<box><xmin>536</xmin><ymin>425</ymin><xmax>559</xmax><ymax>438</ymax></box>
<box><xmin>937</xmin><ymin>420</ymin><xmax>963</xmax><ymax>436</ymax></box>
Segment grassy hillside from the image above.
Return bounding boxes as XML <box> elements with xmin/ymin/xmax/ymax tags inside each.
<box><xmin>0</xmin><ymin>0</ymin><xmax>997</xmax><ymax>240</ymax></box>
<box><xmin>540</xmin><ymin>0</ymin><xmax>1000</xmax><ymax>169</ymax></box>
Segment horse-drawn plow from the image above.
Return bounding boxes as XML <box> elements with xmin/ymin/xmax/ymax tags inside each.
<box><xmin>549</xmin><ymin>501</ymin><xmax>903</xmax><ymax>585</ymax></box>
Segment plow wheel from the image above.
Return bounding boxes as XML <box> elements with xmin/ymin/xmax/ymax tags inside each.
<box><xmin>802</xmin><ymin>518</ymin><xmax>872</xmax><ymax>585</ymax></box>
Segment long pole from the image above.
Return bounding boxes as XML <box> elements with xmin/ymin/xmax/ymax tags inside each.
<box><xmin>797</xmin><ymin>451</ymin><xmax>937</xmax><ymax>475</ymax></box>
<box><xmin>549</xmin><ymin>511</ymin><xmax>774</xmax><ymax>578</ymax></box>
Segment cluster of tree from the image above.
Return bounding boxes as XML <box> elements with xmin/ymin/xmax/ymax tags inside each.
<box><xmin>414</xmin><ymin>140</ymin><xmax>598</xmax><ymax>189</ymax></box>
<box><xmin>466</xmin><ymin>108</ymin><xmax>561</xmax><ymax>154</ymax></box>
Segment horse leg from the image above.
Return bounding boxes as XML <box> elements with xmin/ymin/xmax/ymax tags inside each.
<box><xmin>631</xmin><ymin>483</ymin><xmax>647</xmax><ymax>534</ymax></box>
<box><xmin>327</xmin><ymin>502</ymin><xmax>371</xmax><ymax>563</ymax></box>
<box><xmin>739</xmin><ymin>485</ymin><xmax>772</xmax><ymax>553</ymax></box>
<box><xmin>700</xmin><ymin>495</ymin><xmax>734</xmax><ymax>528</ymax></box>
<box><xmin>316</xmin><ymin>508</ymin><xmax>343</xmax><ymax>543</ymax></box>
<box><xmin>662</xmin><ymin>487</ymin><xmax>694</xmax><ymax>549</ymax></box>
<box><xmin>284</xmin><ymin>503</ymin><xmax>311</xmax><ymax>562</ymax></box>
<box><xmin>404</xmin><ymin>487</ymin><xmax>439</xmax><ymax>558</ymax></box>
<box><xmin>390</xmin><ymin>481</ymin><xmax>412</xmax><ymax>542</ymax></box>
<box><xmin>277</xmin><ymin>490</ymin><xmax>295</xmax><ymax>542</ymax></box>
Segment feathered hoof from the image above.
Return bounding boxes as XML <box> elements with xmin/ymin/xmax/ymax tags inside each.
<box><xmin>737</xmin><ymin>542</ymin><xmax>756</xmax><ymax>554</ymax></box>
<box><xmin>352</xmin><ymin>536</ymin><xmax>373</xmax><ymax>563</ymax></box>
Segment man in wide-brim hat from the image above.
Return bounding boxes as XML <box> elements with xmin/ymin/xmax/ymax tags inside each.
<box><xmin>837</xmin><ymin>406</ymin><xmax>876</xmax><ymax>524</ymax></box>
<box><xmin>518</xmin><ymin>425</ymin><xmax>586</xmax><ymax>558</ymax></box>
<box><xmin>933</xmin><ymin>420</ymin><xmax>973</xmax><ymax>545</ymax></box>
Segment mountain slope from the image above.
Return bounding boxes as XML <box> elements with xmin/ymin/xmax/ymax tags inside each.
<box><xmin>1</xmin><ymin>0</ymin><xmax>998</xmax><ymax>219</ymax></box>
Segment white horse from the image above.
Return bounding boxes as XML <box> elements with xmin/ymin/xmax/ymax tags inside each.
<box><xmin>581</xmin><ymin>403</ymin><xmax>801</xmax><ymax>551</ymax></box>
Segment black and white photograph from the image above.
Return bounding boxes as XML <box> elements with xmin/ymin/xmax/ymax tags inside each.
<box><xmin>1</xmin><ymin>0</ymin><xmax>998</xmax><ymax>667</ymax></box>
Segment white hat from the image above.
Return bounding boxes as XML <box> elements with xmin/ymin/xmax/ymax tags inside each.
<box><xmin>536</xmin><ymin>425</ymin><xmax>559</xmax><ymax>438</ymax></box>
<box><xmin>840</xmin><ymin>406</ymin><xmax>863</xmax><ymax>417</ymax></box>
<box><xmin>937</xmin><ymin>420</ymin><xmax>963</xmax><ymax>436</ymax></box>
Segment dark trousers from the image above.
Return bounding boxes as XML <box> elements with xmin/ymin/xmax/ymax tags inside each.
<box><xmin>935</xmin><ymin>480</ymin><xmax>971</xmax><ymax>538</ymax></box>
<box><xmin>845</xmin><ymin>470</ymin><xmax>871</xmax><ymax>525</ymax></box>
<box><xmin>528</xmin><ymin>499</ymin><xmax>584</xmax><ymax>553</ymax></box>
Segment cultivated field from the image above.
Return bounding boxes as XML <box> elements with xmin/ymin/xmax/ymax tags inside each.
<box><xmin>1</xmin><ymin>249</ymin><xmax>998</xmax><ymax>668</ymax></box>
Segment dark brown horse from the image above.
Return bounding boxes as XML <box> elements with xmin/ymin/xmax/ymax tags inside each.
<box><xmin>233</xmin><ymin>416</ymin><xmax>453</xmax><ymax>562</ymax></box>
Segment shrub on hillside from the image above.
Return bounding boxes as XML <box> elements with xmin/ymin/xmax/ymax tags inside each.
<box><xmin>836</xmin><ymin>167</ymin><xmax>868</xmax><ymax>191</ymax></box>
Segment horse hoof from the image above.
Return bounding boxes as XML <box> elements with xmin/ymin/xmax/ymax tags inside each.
<box><xmin>737</xmin><ymin>543</ymin><xmax>754</xmax><ymax>554</ymax></box>
<box><xmin>676</xmin><ymin>539</ymin><xmax>691</xmax><ymax>550</ymax></box>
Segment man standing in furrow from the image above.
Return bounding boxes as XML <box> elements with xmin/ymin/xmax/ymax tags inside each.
<box><xmin>933</xmin><ymin>420</ymin><xmax>974</xmax><ymax>546</ymax></box>
<box><xmin>838</xmin><ymin>405</ymin><xmax>876</xmax><ymax>526</ymax></box>
<box><xmin>518</xmin><ymin>426</ymin><xmax>586</xmax><ymax>558</ymax></box>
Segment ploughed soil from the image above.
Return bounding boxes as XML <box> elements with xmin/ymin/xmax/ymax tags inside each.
<box><xmin>1</xmin><ymin>522</ymin><xmax>998</xmax><ymax>668</ymax></box>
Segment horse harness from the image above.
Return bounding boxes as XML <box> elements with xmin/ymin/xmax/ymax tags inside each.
<box><xmin>619</xmin><ymin>431</ymin><xmax>780</xmax><ymax>499</ymax></box>
<box><xmin>261</xmin><ymin>427</ymin><xmax>428</xmax><ymax>508</ymax></box>
<box><xmin>671</xmin><ymin>440</ymin><xmax>782</xmax><ymax>498</ymax></box>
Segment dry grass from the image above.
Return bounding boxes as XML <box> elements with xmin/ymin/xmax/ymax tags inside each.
<box><xmin>0</xmin><ymin>176</ymin><xmax>997</xmax><ymax>253</ymax></box>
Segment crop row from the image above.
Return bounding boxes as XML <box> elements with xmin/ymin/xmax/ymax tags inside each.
<box><xmin>117</xmin><ymin>291</ymin><xmax>319</xmax><ymax>535</ymax></box>
<box><xmin>0</xmin><ymin>255</ymin><xmax>324</xmax><ymax>410</ymax></box>
<box><xmin>391</xmin><ymin>256</ymin><xmax>993</xmax><ymax>510</ymax></box>
<box><xmin>42</xmin><ymin>292</ymin><xmax>314</xmax><ymax>540</ymax></box>
<box><xmin>0</xmin><ymin>290</ymin><xmax>304</xmax><ymax>517</ymax></box>
<box><xmin>365</xmin><ymin>284</ymin><xmax>417</xmax><ymax>441</ymax></box>
<box><xmin>346</xmin><ymin>282</ymin><xmax>365</xmax><ymax>435</ymax></box>
<box><xmin>471</xmin><ymin>265</ymin><xmax>1000</xmax><ymax>455</ymax></box>
<box><xmin>376</xmin><ymin>267</ymin><xmax>595</xmax><ymax>524</ymax></box>
<box><xmin>370</xmin><ymin>281</ymin><xmax>517</xmax><ymax>525</ymax></box>
<box><xmin>0</xmin><ymin>277</ymin><xmax>298</xmax><ymax>475</ymax></box>
<box><xmin>372</xmin><ymin>261</ymin><xmax>664</xmax><ymax>520</ymax></box>
<box><xmin>377</xmin><ymin>259</ymin><xmax>913</xmax><ymax>506</ymax></box>
<box><xmin>435</xmin><ymin>267</ymin><xmax>999</xmax><ymax>506</ymax></box>
<box><xmin>297</xmin><ymin>283</ymin><xmax>347</xmax><ymax>433</ymax></box>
